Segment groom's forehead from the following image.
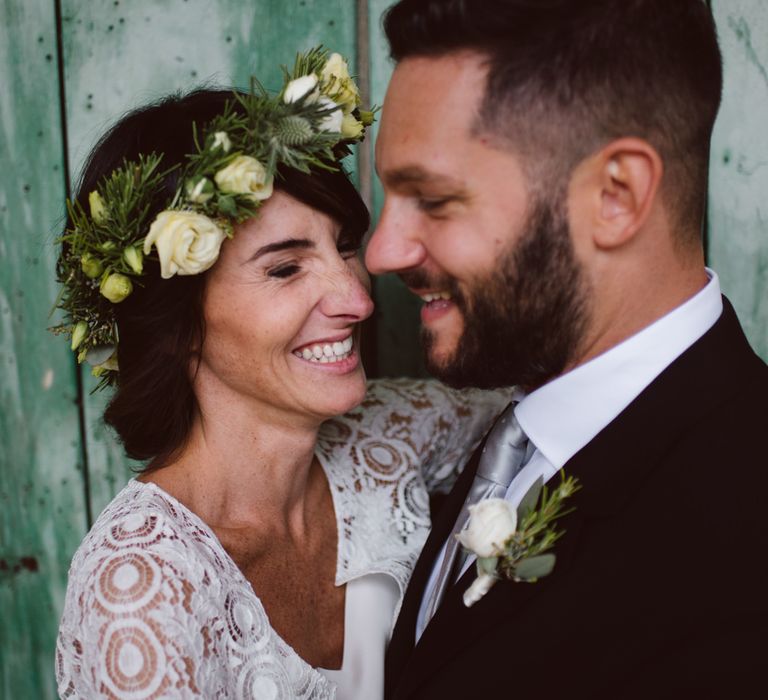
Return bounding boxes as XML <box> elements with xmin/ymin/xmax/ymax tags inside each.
<box><xmin>380</xmin><ymin>53</ymin><xmax>488</xmax><ymax>131</ymax></box>
<box><xmin>376</xmin><ymin>55</ymin><xmax>494</xmax><ymax>181</ymax></box>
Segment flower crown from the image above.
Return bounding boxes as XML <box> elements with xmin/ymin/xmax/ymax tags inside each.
<box><xmin>51</xmin><ymin>47</ymin><xmax>374</xmax><ymax>389</ymax></box>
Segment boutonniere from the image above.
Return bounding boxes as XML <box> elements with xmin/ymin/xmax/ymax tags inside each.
<box><xmin>457</xmin><ymin>473</ymin><xmax>580</xmax><ymax>607</ymax></box>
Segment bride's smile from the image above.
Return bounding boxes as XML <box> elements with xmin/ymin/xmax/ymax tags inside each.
<box><xmin>198</xmin><ymin>189</ymin><xmax>374</xmax><ymax>422</ymax></box>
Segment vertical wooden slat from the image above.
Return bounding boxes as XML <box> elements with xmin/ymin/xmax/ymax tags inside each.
<box><xmin>709</xmin><ymin>1</ymin><xmax>768</xmax><ymax>360</ymax></box>
<box><xmin>0</xmin><ymin>0</ymin><xmax>88</xmax><ymax>697</ymax></box>
<box><xmin>60</xmin><ymin>0</ymin><xmax>359</xmax><ymax>515</ymax></box>
<box><xmin>367</xmin><ymin>0</ymin><xmax>426</xmax><ymax>378</ymax></box>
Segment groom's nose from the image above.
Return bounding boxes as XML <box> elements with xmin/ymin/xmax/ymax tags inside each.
<box><xmin>365</xmin><ymin>200</ymin><xmax>427</xmax><ymax>274</ymax></box>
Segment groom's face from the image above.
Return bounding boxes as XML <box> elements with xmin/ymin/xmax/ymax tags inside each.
<box><xmin>367</xmin><ymin>52</ymin><xmax>589</xmax><ymax>389</ymax></box>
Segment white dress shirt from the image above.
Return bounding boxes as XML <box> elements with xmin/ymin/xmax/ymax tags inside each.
<box><xmin>319</xmin><ymin>574</ymin><xmax>400</xmax><ymax>700</ymax></box>
<box><xmin>416</xmin><ymin>269</ymin><xmax>723</xmax><ymax>641</ymax></box>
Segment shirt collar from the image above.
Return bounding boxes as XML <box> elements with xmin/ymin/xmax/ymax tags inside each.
<box><xmin>514</xmin><ymin>269</ymin><xmax>723</xmax><ymax>469</ymax></box>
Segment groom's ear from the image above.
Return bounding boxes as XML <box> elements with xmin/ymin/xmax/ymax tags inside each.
<box><xmin>568</xmin><ymin>138</ymin><xmax>663</xmax><ymax>251</ymax></box>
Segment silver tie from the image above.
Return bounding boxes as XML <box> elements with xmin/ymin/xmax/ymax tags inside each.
<box><xmin>422</xmin><ymin>402</ymin><xmax>530</xmax><ymax>624</ymax></box>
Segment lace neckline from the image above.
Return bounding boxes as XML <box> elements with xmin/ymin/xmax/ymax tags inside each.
<box><xmin>127</xmin><ymin>479</ymin><xmax>339</xmax><ymax>682</ymax></box>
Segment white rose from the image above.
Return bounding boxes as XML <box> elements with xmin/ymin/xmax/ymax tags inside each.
<box><xmin>143</xmin><ymin>210</ymin><xmax>226</xmax><ymax>279</ymax></box>
<box><xmin>283</xmin><ymin>74</ymin><xmax>319</xmax><ymax>104</ymax></box>
<box><xmin>214</xmin><ymin>155</ymin><xmax>274</xmax><ymax>202</ymax></box>
<box><xmin>321</xmin><ymin>52</ymin><xmax>351</xmax><ymax>84</ymax></box>
<box><xmin>317</xmin><ymin>97</ymin><xmax>343</xmax><ymax>133</ymax></box>
<box><xmin>456</xmin><ymin>498</ymin><xmax>517</xmax><ymax>558</ymax></box>
<box><xmin>320</xmin><ymin>53</ymin><xmax>360</xmax><ymax>113</ymax></box>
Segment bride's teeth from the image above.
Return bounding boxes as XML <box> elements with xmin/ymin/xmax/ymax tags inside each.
<box><xmin>297</xmin><ymin>336</ymin><xmax>355</xmax><ymax>364</ymax></box>
<box><xmin>439</xmin><ymin>291</ymin><xmax>451</xmax><ymax>300</ymax></box>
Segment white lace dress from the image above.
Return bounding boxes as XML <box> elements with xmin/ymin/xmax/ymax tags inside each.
<box><xmin>56</xmin><ymin>379</ymin><xmax>510</xmax><ymax>699</ymax></box>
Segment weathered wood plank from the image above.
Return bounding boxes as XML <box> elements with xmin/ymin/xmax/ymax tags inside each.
<box><xmin>0</xmin><ymin>0</ymin><xmax>88</xmax><ymax>697</ymax></box>
<box><xmin>709</xmin><ymin>1</ymin><xmax>768</xmax><ymax>360</ymax></box>
<box><xmin>60</xmin><ymin>0</ymin><xmax>359</xmax><ymax>515</ymax></box>
<box><xmin>367</xmin><ymin>0</ymin><xmax>426</xmax><ymax>377</ymax></box>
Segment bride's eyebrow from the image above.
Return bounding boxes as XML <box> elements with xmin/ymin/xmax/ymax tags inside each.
<box><xmin>248</xmin><ymin>238</ymin><xmax>314</xmax><ymax>261</ymax></box>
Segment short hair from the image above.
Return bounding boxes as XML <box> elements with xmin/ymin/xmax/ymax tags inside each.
<box><xmin>66</xmin><ymin>89</ymin><xmax>369</xmax><ymax>465</ymax></box>
<box><xmin>384</xmin><ymin>0</ymin><xmax>723</xmax><ymax>241</ymax></box>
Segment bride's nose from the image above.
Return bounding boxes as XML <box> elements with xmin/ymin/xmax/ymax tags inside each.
<box><xmin>318</xmin><ymin>263</ymin><xmax>374</xmax><ymax>321</ymax></box>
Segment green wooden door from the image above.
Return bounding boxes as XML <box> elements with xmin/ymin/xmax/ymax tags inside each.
<box><xmin>0</xmin><ymin>2</ymin><xmax>88</xmax><ymax>698</ymax></box>
<box><xmin>1</xmin><ymin>0</ymin><xmax>766</xmax><ymax>697</ymax></box>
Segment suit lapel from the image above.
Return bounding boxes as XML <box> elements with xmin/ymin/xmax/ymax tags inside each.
<box><xmin>390</xmin><ymin>299</ymin><xmax>763</xmax><ymax>698</ymax></box>
<box><xmin>385</xmin><ymin>419</ymin><xmax>497</xmax><ymax>694</ymax></box>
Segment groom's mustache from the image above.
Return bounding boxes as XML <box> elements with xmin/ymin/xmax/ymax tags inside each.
<box><xmin>398</xmin><ymin>269</ymin><xmax>456</xmax><ymax>295</ymax></box>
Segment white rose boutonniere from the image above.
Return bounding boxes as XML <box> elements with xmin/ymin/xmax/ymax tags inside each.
<box><xmin>456</xmin><ymin>499</ymin><xmax>517</xmax><ymax>558</ymax></box>
<box><xmin>214</xmin><ymin>155</ymin><xmax>274</xmax><ymax>202</ymax></box>
<box><xmin>458</xmin><ymin>473</ymin><xmax>580</xmax><ymax>607</ymax></box>
<box><xmin>143</xmin><ymin>210</ymin><xmax>227</xmax><ymax>279</ymax></box>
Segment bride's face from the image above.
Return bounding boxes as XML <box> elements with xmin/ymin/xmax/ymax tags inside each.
<box><xmin>198</xmin><ymin>190</ymin><xmax>374</xmax><ymax>423</ymax></box>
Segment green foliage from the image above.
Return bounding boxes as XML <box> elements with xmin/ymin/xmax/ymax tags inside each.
<box><xmin>500</xmin><ymin>472</ymin><xmax>580</xmax><ymax>583</ymax></box>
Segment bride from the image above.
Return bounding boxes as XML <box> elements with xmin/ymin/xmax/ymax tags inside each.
<box><xmin>54</xmin><ymin>50</ymin><xmax>508</xmax><ymax>699</ymax></box>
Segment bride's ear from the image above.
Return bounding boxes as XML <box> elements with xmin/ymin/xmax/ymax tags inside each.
<box><xmin>569</xmin><ymin>138</ymin><xmax>663</xmax><ymax>251</ymax></box>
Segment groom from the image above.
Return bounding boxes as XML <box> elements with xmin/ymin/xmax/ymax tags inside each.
<box><xmin>366</xmin><ymin>0</ymin><xmax>768</xmax><ymax>697</ymax></box>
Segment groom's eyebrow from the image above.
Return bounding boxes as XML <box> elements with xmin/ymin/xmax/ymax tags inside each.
<box><xmin>381</xmin><ymin>166</ymin><xmax>462</xmax><ymax>189</ymax></box>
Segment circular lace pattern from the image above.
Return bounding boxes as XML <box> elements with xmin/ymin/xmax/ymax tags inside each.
<box><xmin>360</xmin><ymin>441</ymin><xmax>407</xmax><ymax>481</ymax></box>
<box><xmin>95</xmin><ymin>550</ymin><xmax>162</xmax><ymax>613</ymax></box>
<box><xmin>107</xmin><ymin>513</ymin><xmax>162</xmax><ymax>547</ymax></box>
<box><xmin>100</xmin><ymin>618</ymin><xmax>166</xmax><ymax>699</ymax></box>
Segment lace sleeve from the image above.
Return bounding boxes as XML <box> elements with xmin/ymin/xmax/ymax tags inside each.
<box><xmin>363</xmin><ymin>378</ymin><xmax>512</xmax><ymax>495</ymax></box>
<box><xmin>56</xmin><ymin>511</ymin><xmax>219</xmax><ymax>699</ymax></box>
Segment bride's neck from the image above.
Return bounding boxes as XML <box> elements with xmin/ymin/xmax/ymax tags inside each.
<box><xmin>143</xmin><ymin>382</ymin><xmax>324</xmax><ymax>535</ymax></box>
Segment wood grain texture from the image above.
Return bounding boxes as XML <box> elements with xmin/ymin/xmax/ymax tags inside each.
<box><xmin>367</xmin><ymin>0</ymin><xmax>426</xmax><ymax>378</ymax></box>
<box><xmin>0</xmin><ymin>1</ymin><xmax>88</xmax><ymax>697</ymax></box>
<box><xmin>709</xmin><ymin>1</ymin><xmax>768</xmax><ymax>360</ymax></box>
<box><xmin>60</xmin><ymin>0</ymin><xmax>359</xmax><ymax>517</ymax></box>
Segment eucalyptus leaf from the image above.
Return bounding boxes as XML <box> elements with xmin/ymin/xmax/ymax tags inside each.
<box><xmin>514</xmin><ymin>553</ymin><xmax>556</xmax><ymax>581</ymax></box>
<box><xmin>517</xmin><ymin>477</ymin><xmax>544</xmax><ymax>522</ymax></box>
<box><xmin>85</xmin><ymin>344</ymin><xmax>116</xmax><ymax>366</ymax></box>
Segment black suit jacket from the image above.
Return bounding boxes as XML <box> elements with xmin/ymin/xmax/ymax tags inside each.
<box><xmin>386</xmin><ymin>299</ymin><xmax>768</xmax><ymax>699</ymax></box>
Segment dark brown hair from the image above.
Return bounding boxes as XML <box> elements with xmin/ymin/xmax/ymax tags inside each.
<box><xmin>384</xmin><ymin>0</ymin><xmax>723</xmax><ymax>240</ymax></box>
<box><xmin>68</xmin><ymin>89</ymin><xmax>369</xmax><ymax>465</ymax></box>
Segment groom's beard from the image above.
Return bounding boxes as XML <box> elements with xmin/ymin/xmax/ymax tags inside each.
<box><xmin>417</xmin><ymin>195</ymin><xmax>590</xmax><ymax>391</ymax></box>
